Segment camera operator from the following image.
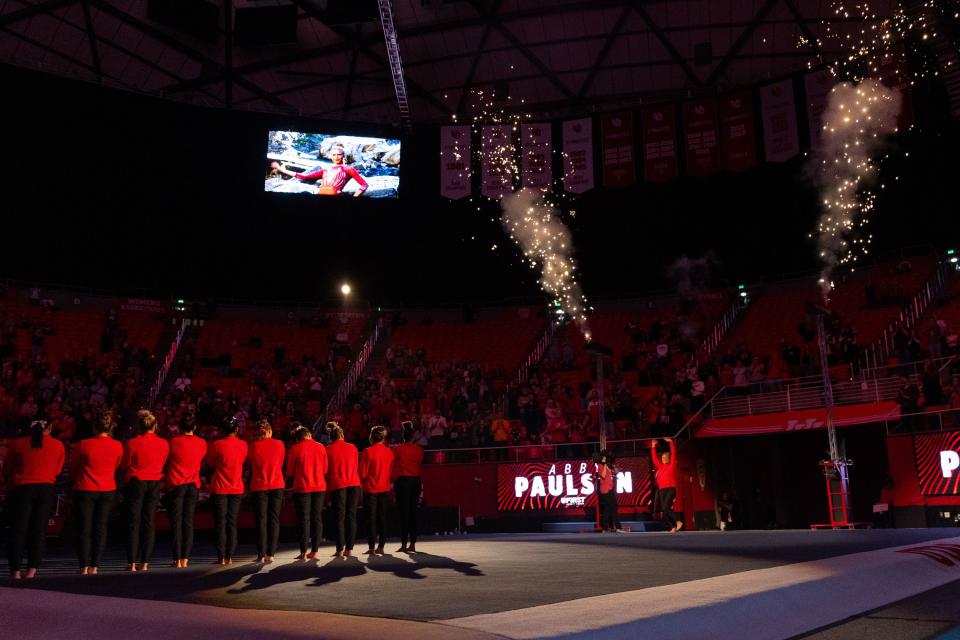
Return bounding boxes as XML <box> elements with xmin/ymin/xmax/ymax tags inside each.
<box><xmin>594</xmin><ymin>450</ymin><xmax>622</xmax><ymax>532</ymax></box>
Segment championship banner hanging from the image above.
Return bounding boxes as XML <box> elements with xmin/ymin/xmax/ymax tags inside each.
<box><xmin>562</xmin><ymin>118</ymin><xmax>594</xmax><ymax>193</ymax></box>
<box><xmin>497</xmin><ymin>457</ymin><xmax>652</xmax><ymax>512</ymax></box>
<box><xmin>683</xmin><ymin>98</ymin><xmax>720</xmax><ymax>176</ymax></box>
<box><xmin>600</xmin><ymin>112</ymin><xmax>636</xmax><ymax>188</ymax></box>
<box><xmin>521</xmin><ymin>123</ymin><xmax>553</xmax><ymax>191</ymax></box>
<box><xmin>804</xmin><ymin>69</ymin><xmax>836</xmax><ymax>152</ymax></box>
<box><xmin>641</xmin><ymin>105</ymin><xmax>678</xmax><ymax>182</ymax></box>
<box><xmin>481</xmin><ymin>124</ymin><xmax>515</xmax><ymax>199</ymax></box>
<box><xmin>760</xmin><ymin>79</ymin><xmax>801</xmax><ymax>162</ymax></box>
<box><xmin>719</xmin><ymin>91</ymin><xmax>757</xmax><ymax>172</ymax></box>
<box><xmin>440</xmin><ymin>125</ymin><xmax>471</xmax><ymax>200</ymax></box>
<box><xmin>914</xmin><ymin>431</ymin><xmax>960</xmax><ymax>496</ymax></box>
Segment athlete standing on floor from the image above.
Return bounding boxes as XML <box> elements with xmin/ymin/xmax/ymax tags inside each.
<box><xmin>326</xmin><ymin>423</ymin><xmax>361</xmax><ymax>558</ymax></box>
<box><xmin>163</xmin><ymin>412</ymin><xmax>206</xmax><ymax>568</ymax></box>
<box><xmin>121</xmin><ymin>410</ymin><xmax>169</xmax><ymax>572</ymax></box>
<box><xmin>247</xmin><ymin>419</ymin><xmax>285</xmax><ymax>564</ymax></box>
<box><xmin>206</xmin><ymin>416</ymin><xmax>248</xmax><ymax>565</ymax></box>
<box><xmin>392</xmin><ymin>421</ymin><xmax>424</xmax><ymax>553</ymax></box>
<box><xmin>651</xmin><ymin>438</ymin><xmax>682</xmax><ymax>532</ymax></box>
<box><xmin>359</xmin><ymin>426</ymin><xmax>394</xmax><ymax>556</ymax></box>
<box><xmin>286</xmin><ymin>423</ymin><xmax>328</xmax><ymax>560</ymax></box>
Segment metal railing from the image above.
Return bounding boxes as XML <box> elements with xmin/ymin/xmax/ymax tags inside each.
<box><xmin>699</xmin><ymin>298</ymin><xmax>747</xmax><ymax>361</ymax></box>
<box><xmin>517</xmin><ymin>320</ymin><xmax>557</xmax><ymax>384</ymax></box>
<box><xmin>860</xmin><ymin>259</ymin><xmax>952</xmax><ymax>371</ymax></box>
<box><xmin>883</xmin><ymin>406</ymin><xmax>960</xmax><ymax>436</ymax></box>
<box><xmin>320</xmin><ymin>322</ymin><xmax>382</xmax><ymax>430</ymax></box>
<box><xmin>420</xmin><ymin>435</ymin><xmax>661</xmax><ymax>464</ymax></box>
<box><xmin>710</xmin><ymin>376</ymin><xmax>903</xmax><ymax>419</ymax></box>
<box><xmin>146</xmin><ymin>319</ymin><xmax>187</xmax><ymax>407</ymax></box>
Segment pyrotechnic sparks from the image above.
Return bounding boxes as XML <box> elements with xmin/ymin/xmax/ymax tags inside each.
<box><xmin>501</xmin><ymin>189</ymin><xmax>591</xmax><ymax>340</ymax></box>
<box><xmin>813</xmin><ymin>78</ymin><xmax>901</xmax><ymax>297</ymax></box>
<box><xmin>451</xmin><ymin>88</ymin><xmax>591</xmax><ymax>338</ymax></box>
<box><xmin>806</xmin><ymin>0</ymin><xmax>947</xmax><ymax>297</ymax></box>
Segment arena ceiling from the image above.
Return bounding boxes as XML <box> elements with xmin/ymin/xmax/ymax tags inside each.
<box><xmin>0</xmin><ymin>0</ymin><xmax>895</xmax><ymax>125</ymax></box>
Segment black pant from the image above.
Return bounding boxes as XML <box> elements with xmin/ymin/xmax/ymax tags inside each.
<box><xmin>365</xmin><ymin>492</ymin><xmax>389</xmax><ymax>550</ymax></box>
<box><xmin>212</xmin><ymin>494</ymin><xmax>242</xmax><ymax>561</ymax></box>
<box><xmin>123</xmin><ymin>478</ymin><xmax>161</xmax><ymax>565</ymax></box>
<box><xmin>599</xmin><ymin>490</ymin><xmax>619</xmax><ymax>531</ymax></box>
<box><xmin>252</xmin><ymin>489</ymin><xmax>283</xmax><ymax>558</ymax></box>
<box><xmin>7</xmin><ymin>483</ymin><xmax>55</xmax><ymax>573</ymax></box>
<box><xmin>332</xmin><ymin>486</ymin><xmax>360</xmax><ymax>552</ymax></box>
<box><xmin>658</xmin><ymin>487</ymin><xmax>679</xmax><ymax>528</ymax></box>
<box><xmin>292</xmin><ymin>491</ymin><xmax>325</xmax><ymax>554</ymax></box>
<box><xmin>164</xmin><ymin>484</ymin><xmax>198</xmax><ymax>560</ymax></box>
<box><xmin>73</xmin><ymin>490</ymin><xmax>115</xmax><ymax>568</ymax></box>
<box><xmin>394</xmin><ymin>476</ymin><xmax>421</xmax><ymax>546</ymax></box>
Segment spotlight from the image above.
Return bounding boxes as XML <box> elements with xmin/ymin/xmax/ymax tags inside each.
<box><xmin>340</xmin><ymin>283</ymin><xmax>352</xmax><ymax>296</ymax></box>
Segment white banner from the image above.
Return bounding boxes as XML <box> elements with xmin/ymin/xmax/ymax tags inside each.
<box><xmin>481</xmin><ymin>125</ymin><xmax>515</xmax><ymax>199</ymax></box>
<box><xmin>440</xmin><ymin>125</ymin><xmax>471</xmax><ymax>200</ymax></box>
<box><xmin>760</xmin><ymin>79</ymin><xmax>801</xmax><ymax>162</ymax></box>
<box><xmin>804</xmin><ymin>69</ymin><xmax>836</xmax><ymax>152</ymax></box>
<box><xmin>562</xmin><ymin>118</ymin><xmax>594</xmax><ymax>194</ymax></box>
<box><xmin>521</xmin><ymin>123</ymin><xmax>553</xmax><ymax>191</ymax></box>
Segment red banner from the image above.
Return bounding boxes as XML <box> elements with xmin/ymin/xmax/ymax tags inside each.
<box><xmin>760</xmin><ymin>79</ymin><xmax>800</xmax><ymax>162</ymax></box>
<box><xmin>642</xmin><ymin>105</ymin><xmax>678</xmax><ymax>182</ymax></box>
<box><xmin>521</xmin><ymin>123</ymin><xmax>553</xmax><ymax>192</ymax></box>
<box><xmin>497</xmin><ymin>457</ymin><xmax>652</xmax><ymax>511</ymax></box>
<box><xmin>697</xmin><ymin>402</ymin><xmax>900</xmax><ymax>438</ymax></box>
<box><xmin>914</xmin><ymin>432</ymin><xmax>960</xmax><ymax>496</ymax></box>
<box><xmin>718</xmin><ymin>91</ymin><xmax>756</xmax><ymax>172</ymax></box>
<box><xmin>600</xmin><ymin>112</ymin><xmax>636</xmax><ymax>188</ymax></box>
<box><xmin>683</xmin><ymin>98</ymin><xmax>720</xmax><ymax>176</ymax></box>
<box><xmin>804</xmin><ymin>69</ymin><xmax>836</xmax><ymax>152</ymax></box>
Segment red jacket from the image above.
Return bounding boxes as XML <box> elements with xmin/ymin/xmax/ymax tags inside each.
<box><xmin>247</xmin><ymin>438</ymin><xmax>286</xmax><ymax>492</ymax></box>
<box><xmin>286</xmin><ymin>439</ymin><xmax>328</xmax><ymax>493</ymax></box>
<box><xmin>5</xmin><ymin>435</ymin><xmax>65</xmax><ymax>486</ymax></box>
<box><xmin>72</xmin><ymin>436</ymin><xmax>123</xmax><ymax>492</ymax></box>
<box><xmin>326</xmin><ymin>440</ymin><xmax>360</xmax><ymax>490</ymax></box>
<box><xmin>165</xmin><ymin>434</ymin><xmax>207</xmax><ymax>488</ymax></box>
<box><xmin>391</xmin><ymin>443</ymin><xmax>423</xmax><ymax>479</ymax></box>
<box><xmin>122</xmin><ymin>432</ymin><xmax>170</xmax><ymax>482</ymax></box>
<box><xmin>205</xmin><ymin>436</ymin><xmax>248</xmax><ymax>495</ymax></box>
<box><xmin>598</xmin><ymin>462</ymin><xmax>615</xmax><ymax>495</ymax></box>
<box><xmin>360</xmin><ymin>442</ymin><xmax>394</xmax><ymax>493</ymax></box>
<box><xmin>651</xmin><ymin>440</ymin><xmax>677</xmax><ymax>490</ymax></box>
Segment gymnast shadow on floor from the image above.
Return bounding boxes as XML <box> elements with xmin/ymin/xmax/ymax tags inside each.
<box><xmin>27</xmin><ymin>561</ymin><xmax>265</xmax><ymax>600</ymax></box>
<box><xmin>226</xmin><ymin>558</ymin><xmax>321</xmax><ymax>594</ymax></box>
<box><xmin>364</xmin><ymin>551</ymin><xmax>484</xmax><ymax>580</ymax></box>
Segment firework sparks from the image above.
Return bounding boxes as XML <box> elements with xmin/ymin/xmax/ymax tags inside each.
<box><xmin>813</xmin><ymin>78</ymin><xmax>901</xmax><ymax>297</ymax></box>
<box><xmin>501</xmin><ymin>189</ymin><xmax>590</xmax><ymax>339</ymax></box>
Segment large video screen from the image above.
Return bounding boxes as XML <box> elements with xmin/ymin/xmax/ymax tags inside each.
<box><xmin>914</xmin><ymin>432</ymin><xmax>960</xmax><ymax>496</ymax></box>
<box><xmin>497</xmin><ymin>457</ymin><xmax>652</xmax><ymax>512</ymax></box>
<box><xmin>264</xmin><ymin>130</ymin><xmax>401</xmax><ymax>199</ymax></box>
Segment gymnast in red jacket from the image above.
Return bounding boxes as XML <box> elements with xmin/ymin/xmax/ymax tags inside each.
<box><xmin>271</xmin><ymin>144</ymin><xmax>368</xmax><ymax>197</ymax></box>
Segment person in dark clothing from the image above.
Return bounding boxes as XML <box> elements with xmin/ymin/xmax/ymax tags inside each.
<box><xmin>596</xmin><ymin>450</ymin><xmax>621</xmax><ymax>532</ymax></box>
<box><xmin>163</xmin><ymin>413</ymin><xmax>206</xmax><ymax>568</ymax></box>
<box><xmin>393</xmin><ymin>422</ymin><xmax>424</xmax><ymax>553</ymax></box>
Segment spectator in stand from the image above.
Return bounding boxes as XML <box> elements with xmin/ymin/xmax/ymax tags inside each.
<box><xmin>896</xmin><ymin>376</ymin><xmax>920</xmax><ymax>430</ymax></box>
<box><xmin>651</xmin><ymin>438</ymin><xmax>682</xmax><ymax>532</ymax></box>
<box><xmin>163</xmin><ymin>412</ymin><xmax>206</xmax><ymax>569</ymax></box>
<box><xmin>72</xmin><ymin>411</ymin><xmax>123</xmax><ymax>575</ymax></box>
<box><xmin>121</xmin><ymin>410</ymin><xmax>170</xmax><ymax>572</ymax></box>
<box><xmin>393</xmin><ymin>422</ymin><xmax>423</xmax><ymax>553</ymax></box>
<box><xmin>326</xmin><ymin>423</ymin><xmax>361</xmax><ymax>558</ymax></box>
<box><xmin>287</xmin><ymin>422</ymin><xmax>328</xmax><ymax>560</ymax></box>
<box><xmin>205</xmin><ymin>415</ymin><xmax>248</xmax><ymax>565</ymax></box>
<box><xmin>922</xmin><ymin>363</ymin><xmax>944</xmax><ymax>406</ymax></box>
<box><xmin>5</xmin><ymin>419</ymin><xmax>65</xmax><ymax>579</ymax></box>
<box><xmin>360</xmin><ymin>425</ymin><xmax>394</xmax><ymax>556</ymax></box>
<box><xmin>173</xmin><ymin>372</ymin><xmax>191</xmax><ymax>393</ymax></box>
<box><xmin>247</xmin><ymin>419</ymin><xmax>285</xmax><ymax>564</ymax></box>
